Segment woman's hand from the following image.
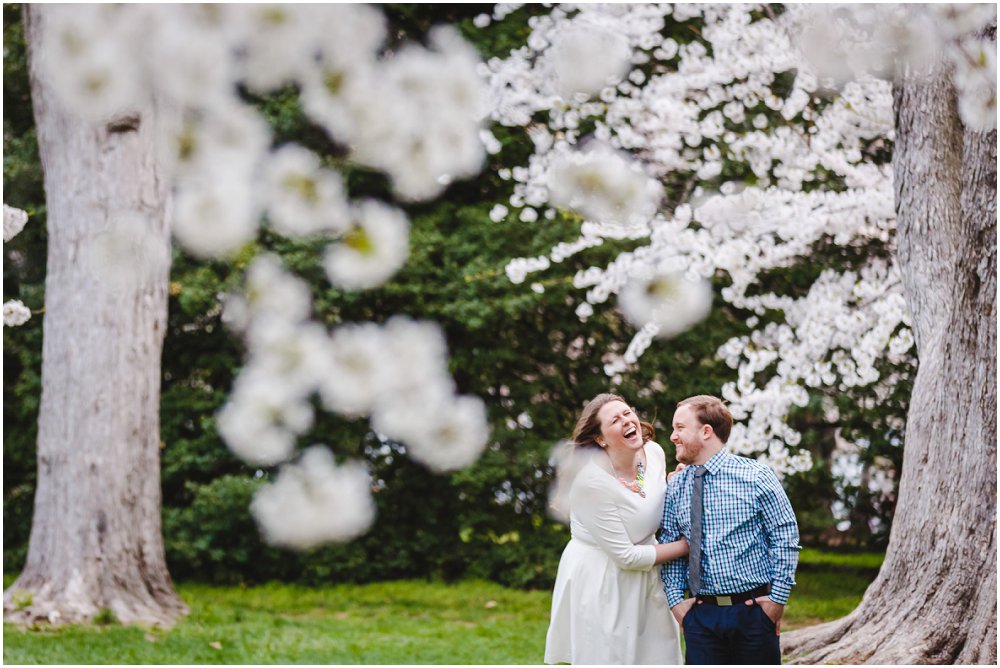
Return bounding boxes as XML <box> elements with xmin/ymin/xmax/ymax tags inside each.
<box><xmin>667</xmin><ymin>463</ymin><xmax>686</xmax><ymax>481</ymax></box>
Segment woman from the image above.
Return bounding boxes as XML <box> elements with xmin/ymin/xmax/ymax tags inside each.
<box><xmin>545</xmin><ymin>393</ymin><xmax>686</xmax><ymax>665</ymax></box>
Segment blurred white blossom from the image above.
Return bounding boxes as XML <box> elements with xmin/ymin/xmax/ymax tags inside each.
<box><xmin>220</xmin><ymin>251</ymin><xmax>490</xmax><ymax>480</ymax></box>
<box><xmin>373</xmin><ymin>391</ymin><xmax>489</xmax><ymax>473</ymax></box>
<box><xmin>323</xmin><ymin>200</ymin><xmax>410</xmax><ymax>291</ymax></box>
<box><xmin>3</xmin><ymin>300</ymin><xmax>31</xmax><ymax>327</ymax></box>
<box><xmin>319</xmin><ymin>322</ymin><xmax>389</xmax><ymax>417</ymax></box>
<box><xmin>547</xmin><ymin>144</ymin><xmax>663</xmax><ymax>225</ymax></box>
<box><xmin>216</xmin><ymin>367</ymin><xmax>310</xmax><ymax>467</ymax></box>
<box><xmin>251</xmin><ymin>446</ymin><xmax>376</xmax><ymax>549</ymax></box>
<box><xmin>619</xmin><ymin>271</ymin><xmax>712</xmax><ymax>338</ymax></box>
<box><xmin>172</xmin><ymin>174</ymin><xmax>260</xmax><ymax>258</ymax></box>
<box><xmin>489</xmin><ymin>204</ymin><xmax>509</xmax><ymax>222</ymax></box>
<box><xmin>545</xmin><ymin>23</ymin><xmax>632</xmax><ymax>99</ymax></box>
<box><xmin>231</xmin><ymin>5</ymin><xmax>325</xmax><ymax>94</ymax></box>
<box><xmin>345</xmin><ymin>26</ymin><xmax>486</xmax><ymax>202</ymax></box>
<box><xmin>36</xmin><ymin>5</ymin><xmax>145</xmax><ymax>120</ymax></box>
<box><xmin>3</xmin><ymin>204</ymin><xmax>28</xmax><ymax>242</ymax></box>
<box><xmin>263</xmin><ymin>144</ymin><xmax>351</xmax><ymax>237</ymax></box>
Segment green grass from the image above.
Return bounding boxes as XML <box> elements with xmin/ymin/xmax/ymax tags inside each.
<box><xmin>3</xmin><ymin>579</ymin><xmax>552</xmax><ymax>664</ymax></box>
<box><xmin>3</xmin><ymin>550</ymin><xmax>883</xmax><ymax>664</ymax></box>
<box><xmin>797</xmin><ymin>547</ymin><xmax>885</xmax><ymax>571</ymax></box>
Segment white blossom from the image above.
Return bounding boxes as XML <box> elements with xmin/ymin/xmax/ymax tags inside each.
<box><xmin>313</xmin><ymin>4</ymin><xmax>387</xmax><ymax>70</ymax></box>
<box><xmin>505</xmin><ymin>255</ymin><xmax>550</xmax><ymax>284</ymax></box>
<box><xmin>144</xmin><ymin>6</ymin><xmax>235</xmax><ymax>109</ymax></box>
<box><xmin>373</xmin><ymin>391</ymin><xmax>489</xmax><ymax>473</ymax></box>
<box><xmin>619</xmin><ymin>271</ymin><xmax>712</xmax><ymax>338</ymax></box>
<box><xmin>241</xmin><ymin>253</ymin><xmax>314</xmax><ymax>326</ymax></box>
<box><xmin>381</xmin><ymin>316</ymin><xmax>452</xmax><ymax>398</ymax></box>
<box><xmin>930</xmin><ymin>3</ymin><xmax>998</xmax><ymax>40</ymax></box>
<box><xmin>547</xmin><ymin>144</ymin><xmax>663</xmax><ymax>225</ymax></box>
<box><xmin>172</xmin><ymin>174</ymin><xmax>261</xmax><ymax>258</ymax></box>
<box><xmin>544</xmin><ymin>23</ymin><xmax>632</xmax><ymax>99</ymax></box>
<box><xmin>489</xmin><ymin>204</ymin><xmax>509</xmax><ymax>222</ymax></box>
<box><xmin>3</xmin><ymin>204</ymin><xmax>28</xmax><ymax>242</ymax></box>
<box><xmin>216</xmin><ymin>365</ymin><xmax>312</xmax><ymax>467</ymax></box>
<box><xmin>953</xmin><ymin>37</ymin><xmax>998</xmax><ymax>131</ymax></box>
<box><xmin>245</xmin><ymin>320</ymin><xmax>333</xmax><ymax>397</ymax></box>
<box><xmin>35</xmin><ymin>5</ymin><xmax>145</xmax><ymax>120</ymax></box>
<box><xmin>163</xmin><ymin>103</ymin><xmax>270</xmax><ymax>184</ymax></box>
<box><xmin>345</xmin><ymin>27</ymin><xmax>486</xmax><ymax>202</ymax></box>
<box><xmin>3</xmin><ymin>300</ymin><xmax>31</xmax><ymax>327</ymax></box>
<box><xmin>263</xmin><ymin>144</ymin><xmax>351</xmax><ymax>237</ymax></box>
<box><xmin>250</xmin><ymin>446</ymin><xmax>376</xmax><ymax>549</ymax></box>
<box><xmin>231</xmin><ymin>5</ymin><xmax>325</xmax><ymax>94</ymax></box>
<box><xmin>318</xmin><ymin>322</ymin><xmax>389</xmax><ymax>417</ymax></box>
<box><xmin>323</xmin><ymin>200</ymin><xmax>410</xmax><ymax>291</ymax></box>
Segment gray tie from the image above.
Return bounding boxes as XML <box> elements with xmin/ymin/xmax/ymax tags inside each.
<box><xmin>689</xmin><ymin>468</ymin><xmax>707</xmax><ymax>596</ymax></box>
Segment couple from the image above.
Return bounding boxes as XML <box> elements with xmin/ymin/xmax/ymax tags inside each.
<box><xmin>544</xmin><ymin>393</ymin><xmax>800</xmax><ymax>665</ymax></box>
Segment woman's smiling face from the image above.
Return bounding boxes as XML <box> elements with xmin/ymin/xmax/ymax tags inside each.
<box><xmin>597</xmin><ymin>400</ymin><xmax>644</xmax><ymax>452</ymax></box>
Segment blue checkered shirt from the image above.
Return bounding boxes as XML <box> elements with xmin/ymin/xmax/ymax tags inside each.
<box><xmin>660</xmin><ymin>449</ymin><xmax>800</xmax><ymax>608</ymax></box>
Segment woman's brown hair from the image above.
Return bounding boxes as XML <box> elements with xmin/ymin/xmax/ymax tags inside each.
<box><xmin>572</xmin><ymin>393</ymin><xmax>655</xmax><ymax>448</ymax></box>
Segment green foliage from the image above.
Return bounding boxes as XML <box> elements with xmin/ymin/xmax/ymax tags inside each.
<box><xmin>3</xmin><ymin>551</ymin><xmax>878</xmax><ymax>664</ymax></box>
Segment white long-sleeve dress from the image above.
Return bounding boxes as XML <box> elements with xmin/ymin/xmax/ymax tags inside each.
<box><xmin>544</xmin><ymin>441</ymin><xmax>682</xmax><ymax>665</ymax></box>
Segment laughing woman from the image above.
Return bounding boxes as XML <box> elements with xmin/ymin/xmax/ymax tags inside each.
<box><xmin>545</xmin><ymin>393</ymin><xmax>686</xmax><ymax>665</ymax></box>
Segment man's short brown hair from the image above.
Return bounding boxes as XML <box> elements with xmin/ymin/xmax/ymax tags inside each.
<box><xmin>677</xmin><ymin>395</ymin><xmax>733</xmax><ymax>443</ymax></box>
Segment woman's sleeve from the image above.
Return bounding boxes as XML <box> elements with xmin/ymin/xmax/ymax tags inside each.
<box><xmin>570</xmin><ymin>473</ymin><xmax>657</xmax><ymax>571</ymax></box>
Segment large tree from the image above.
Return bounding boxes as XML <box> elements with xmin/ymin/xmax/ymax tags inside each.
<box><xmin>3</xmin><ymin>5</ymin><xmax>185</xmax><ymax>625</ymax></box>
<box><xmin>783</xmin><ymin>36</ymin><xmax>997</xmax><ymax>666</ymax></box>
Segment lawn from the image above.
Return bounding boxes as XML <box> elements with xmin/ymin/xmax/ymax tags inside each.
<box><xmin>3</xmin><ymin>550</ymin><xmax>883</xmax><ymax>664</ymax></box>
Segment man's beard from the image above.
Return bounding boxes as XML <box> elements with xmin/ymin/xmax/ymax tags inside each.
<box><xmin>676</xmin><ymin>438</ymin><xmax>702</xmax><ymax>465</ymax></box>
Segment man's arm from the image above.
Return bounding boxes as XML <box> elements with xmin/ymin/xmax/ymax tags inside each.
<box><xmin>660</xmin><ymin>476</ymin><xmax>689</xmax><ymax>608</ymax></box>
<box><xmin>757</xmin><ymin>468</ymin><xmax>801</xmax><ymax>604</ymax></box>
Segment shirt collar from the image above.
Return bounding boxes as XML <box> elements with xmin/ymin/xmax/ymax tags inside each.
<box><xmin>699</xmin><ymin>448</ymin><xmax>729</xmax><ymax>476</ymax></box>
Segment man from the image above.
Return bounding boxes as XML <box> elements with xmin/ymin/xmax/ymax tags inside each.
<box><xmin>660</xmin><ymin>395</ymin><xmax>800</xmax><ymax>664</ymax></box>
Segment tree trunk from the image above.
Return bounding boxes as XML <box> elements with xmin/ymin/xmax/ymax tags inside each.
<box><xmin>782</xmin><ymin>47</ymin><xmax>997</xmax><ymax>665</ymax></box>
<box><xmin>3</xmin><ymin>5</ymin><xmax>187</xmax><ymax>627</ymax></box>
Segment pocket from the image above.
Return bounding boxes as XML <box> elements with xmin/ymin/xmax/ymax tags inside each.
<box><xmin>681</xmin><ymin>603</ymin><xmax>697</xmax><ymax>629</ymax></box>
<box><xmin>754</xmin><ymin>604</ymin><xmax>777</xmax><ymax>631</ymax></box>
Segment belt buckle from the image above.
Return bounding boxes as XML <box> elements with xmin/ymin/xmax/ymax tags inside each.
<box><xmin>716</xmin><ymin>595</ymin><xmax>733</xmax><ymax>606</ymax></box>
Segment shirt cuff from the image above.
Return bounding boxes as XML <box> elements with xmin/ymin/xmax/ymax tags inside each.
<box><xmin>769</xmin><ymin>581</ymin><xmax>792</xmax><ymax>604</ymax></box>
<box><xmin>667</xmin><ymin>591</ymin><xmax>686</xmax><ymax>608</ymax></box>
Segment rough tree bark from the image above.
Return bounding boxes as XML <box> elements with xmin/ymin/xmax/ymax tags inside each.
<box><xmin>782</xmin><ymin>40</ymin><xmax>998</xmax><ymax>666</ymax></box>
<box><xmin>2</xmin><ymin>5</ymin><xmax>187</xmax><ymax>626</ymax></box>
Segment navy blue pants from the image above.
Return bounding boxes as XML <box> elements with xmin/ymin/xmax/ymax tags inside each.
<box><xmin>683</xmin><ymin>600</ymin><xmax>781</xmax><ymax>664</ymax></box>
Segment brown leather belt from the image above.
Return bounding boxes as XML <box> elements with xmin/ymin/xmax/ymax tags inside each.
<box><xmin>695</xmin><ymin>583</ymin><xmax>771</xmax><ymax>606</ymax></box>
